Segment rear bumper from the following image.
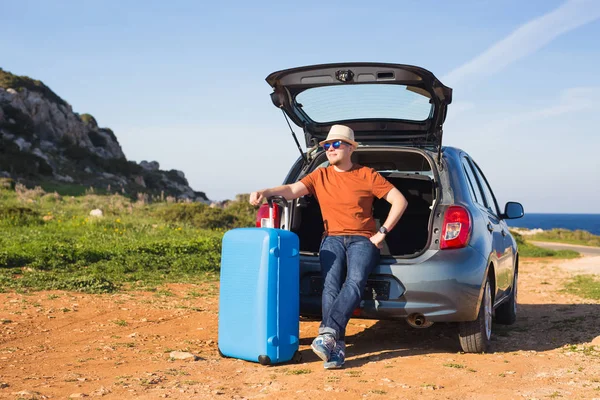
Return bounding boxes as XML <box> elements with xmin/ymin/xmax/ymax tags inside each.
<box><xmin>299</xmin><ymin>246</ymin><xmax>488</xmax><ymax>322</ymax></box>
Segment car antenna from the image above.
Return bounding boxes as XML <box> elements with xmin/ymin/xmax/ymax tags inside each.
<box><xmin>281</xmin><ymin>109</ymin><xmax>308</xmax><ymax>165</ymax></box>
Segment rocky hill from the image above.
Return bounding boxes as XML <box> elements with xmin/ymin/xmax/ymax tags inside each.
<box><xmin>0</xmin><ymin>68</ymin><xmax>209</xmax><ymax>202</ymax></box>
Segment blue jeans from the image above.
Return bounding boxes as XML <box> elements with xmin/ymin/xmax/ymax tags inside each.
<box><xmin>318</xmin><ymin>235</ymin><xmax>380</xmax><ymax>340</ymax></box>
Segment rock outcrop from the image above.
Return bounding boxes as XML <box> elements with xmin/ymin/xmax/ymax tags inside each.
<box><xmin>0</xmin><ymin>68</ymin><xmax>208</xmax><ymax>202</ymax></box>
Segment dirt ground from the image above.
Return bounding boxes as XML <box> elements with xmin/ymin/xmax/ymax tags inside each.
<box><xmin>1</xmin><ymin>257</ymin><xmax>600</xmax><ymax>400</ymax></box>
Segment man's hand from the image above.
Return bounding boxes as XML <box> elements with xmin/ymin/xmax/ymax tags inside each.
<box><xmin>370</xmin><ymin>232</ymin><xmax>386</xmax><ymax>249</ymax></box>
<box><xmin>249</xmin><ymin>191</ymin><xmax>266</xmax><ymax>206</ymax></box>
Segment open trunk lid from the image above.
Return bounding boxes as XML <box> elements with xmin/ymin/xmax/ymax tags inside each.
<box><xmin>266</xmin><ymin>63</ymin><xmax>452</xmax><ymax>150</ymax></box>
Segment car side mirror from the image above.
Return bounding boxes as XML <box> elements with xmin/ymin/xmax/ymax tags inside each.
<box><xmin>503</xmin><ymin>202</ymin><xmax>524</xmax><ymax>220</ymax></box>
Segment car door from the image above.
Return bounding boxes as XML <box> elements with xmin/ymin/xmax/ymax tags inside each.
<box><xmin>468</xmin><ymin>159</ymin><xmax>513</xmax><ymax>297</ymax></box>
<box><xmin>462</xmin><ymin>158</ymin><xmax>510</xmax><ymax>299</ymax></box>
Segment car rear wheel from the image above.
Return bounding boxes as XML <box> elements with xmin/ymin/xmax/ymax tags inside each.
<box><xmin>458</xmin><ymin>277</ymin><xmax>492</xmax><ymax>353</ymax></box>
<box><xmin>495</xmin><ymin>270</ymin><xmax>517</xmax><ymax>325</ymax></box>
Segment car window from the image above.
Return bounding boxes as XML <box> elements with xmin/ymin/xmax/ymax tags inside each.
<box><xmin>469</xmin><ymin>160</ymin><xmax>500</xmax><ymax>216</ymax></box>
<box><xmin>461</xmin><ymin>158</ymin><xmax>484</xmax><ymax>206</ymax></box>
<box><xmin>295</xmin><ymin>84</ymin><xmax>433</xmax><ymax>123</ymax></box>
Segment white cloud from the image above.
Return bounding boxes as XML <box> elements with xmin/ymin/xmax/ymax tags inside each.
<box><xmin>443</xmin><ymin>0</ymin><xmax>600</xmax><ymax>86</ymax></box>
<box><xmin>495</xmin><ymin>86</ymin><xmax>598</xmax><ymax>127</ymax></box>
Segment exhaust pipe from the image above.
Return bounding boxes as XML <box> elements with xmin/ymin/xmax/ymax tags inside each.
<box><xmin>406</xmin><ymin>313</ymin><xmax>434</xmax><ymax>329</ymax></box>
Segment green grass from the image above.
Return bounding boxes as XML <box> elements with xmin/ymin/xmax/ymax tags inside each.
<box><xmin>563</xmin><ymin>344</ymin><xmax>600</xmax><ymax>357</ymax></box>
<box><xmin>345</xmin><ymin>371</ymin><xmax>362</xmax><ymax>377</ymax></box>
<box><xmin>1</xmin><ymin>182</ymin><xmax>590</xmax><ymax>294</ymax></box>
<box><xmin>0</xmin><ymin>184</ymin><xmax>257</xmax><ymax>293</ymax></box>
<box><xmin>529</xmin><ymin>229</ymin><xmax>600</xmax><ymax>248</ymax></box>
<box><xmin>443</xmin><ymin>363</ymin><xmax>466</xmax><ymax>369</ymax></box>
<box><xmin>513</xmin><ymin>232</ymin><xmax>580</xmax><ymax>259</ymax></box>
<box><xmin>564</xmin><ymin>275</ymin><xmax>600</xmax><ymax>300</ymax></box>
<box><xmin>285</xmin><ymin>369</ymin><xmax>311</xmax><ymax>375</ymax></box>
<box><xmin>421</xmin><ymin>383</ymin><xmax>438</xmax><ymax>389</ymax></box>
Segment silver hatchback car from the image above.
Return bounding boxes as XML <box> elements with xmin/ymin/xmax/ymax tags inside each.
<box><xmin>258</xmin><ymin>63</ymin><xmax>524</xmax><ymax>353</ymax></box>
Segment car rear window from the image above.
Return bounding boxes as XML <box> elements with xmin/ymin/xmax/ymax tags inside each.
<box><xmin>295</xmin><ymin>84</ymin><xmax>433</xmax><ymax>123</ymax></box>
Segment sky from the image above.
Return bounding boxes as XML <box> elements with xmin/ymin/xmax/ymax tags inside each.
<box><xmin>1</xmin><ymin>0</ymin><xmax>599</xmax><ymax>213</ymax></box>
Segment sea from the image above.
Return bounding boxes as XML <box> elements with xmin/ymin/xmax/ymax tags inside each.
<box><xmin>506</xmin><ymin>213</ymin><xmax>600</xmax><ymax>236</ymax></box>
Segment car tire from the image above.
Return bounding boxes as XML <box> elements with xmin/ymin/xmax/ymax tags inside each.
<box><xmin>458</xmin><ymin>277</ymin><xmax>492</xmax><ymax>353</ymax></box>
<box><xmin>495</xmin><ymin>270</ymin><xmax>517</xmax><ymax>325</ymax></box>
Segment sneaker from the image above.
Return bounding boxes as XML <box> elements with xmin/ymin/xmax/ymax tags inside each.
<box><xmin>311</xmin><ymin>334</ymin><xmax>336</xmax><ymax>362</ymax></box>
<box><xmin>324</xmin><ymin>340</ymin><xmax>345</xmax><ymax>369</ymax></box>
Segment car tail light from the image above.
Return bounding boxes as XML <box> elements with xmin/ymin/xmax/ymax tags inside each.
<box><xmin>440</xmin><ymin>205</ymin><xmax>471</xmax><ymax>249</ymax></box>
<box><xmin>256</xmin><ymin>203</ymin><xmax>280</xmax><ymax>228</ymax></box>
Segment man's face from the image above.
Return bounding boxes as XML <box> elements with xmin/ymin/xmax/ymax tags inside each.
<box><xmin>324</xmin><ymin>140</ymin><xmax>353</xmax><ymax>166</ymax></box>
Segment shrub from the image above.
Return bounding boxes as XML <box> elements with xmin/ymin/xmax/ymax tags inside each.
<box><xmin>155</xmin><ymin>202</ymin><xmax>254</xmax><ymax>230</ymax></box>
<box><xmin>0</xmin><ymin>249</ymin><xmax>33</xmax><ymax>269</ymax></box>
<box><xmin>155</xmin><ymin>203</ymin><xmax>206</xmax><ymax>225</ymax></box>
<box><xmin>0</xmin><ymin>205</ymin><xmax>42</xmax><ymax>226</ymax></box>
<box><xmin>80</xmin><ymin>113</ymin><xmax>97</xmax><ymax>127</ymax></box>
<box><xmin>41</xmin><ymin>192</ymin><xmax>63</xmax><ymax>204</ymax></box>
<box><xmin>0</xmin><ymin>178</ymin><xmax>15</xmax><ymax>190</ymax></box>
<box><xmin>194</xmin><ymin>207</ymin><xmax>237</xmax><ymax>230</ymax></box>
<box><xmin>225</xmin><ymin>199</ymin><xmax>258</xmax><ymax>227</ymax></box>
<box><xmin>15</xmin><ymin>183</ymin><xmax>46</xmax><ymax>201</ymax></box>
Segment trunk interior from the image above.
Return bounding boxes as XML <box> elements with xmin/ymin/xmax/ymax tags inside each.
<box><xmin>291</xmin><ymin>150</ymin><xmax>436</xmax><ymax>257</ymax></box>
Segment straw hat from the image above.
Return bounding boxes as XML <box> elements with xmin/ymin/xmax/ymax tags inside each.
<box><xmin>318</xmin><ymin>125</ymin><xmax>358</xmax><ymax>147</ymax></box>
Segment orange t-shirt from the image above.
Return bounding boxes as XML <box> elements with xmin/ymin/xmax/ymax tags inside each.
<box><xmin>300</xmin><ymin>164</ymin><xmax>395</xmax><ymax>237</ymax></box>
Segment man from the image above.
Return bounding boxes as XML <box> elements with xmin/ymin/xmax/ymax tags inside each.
<box><xmin>249</xmin><ymin>124</ymin><xmax>407</xmax><ymax>369</ymax></box>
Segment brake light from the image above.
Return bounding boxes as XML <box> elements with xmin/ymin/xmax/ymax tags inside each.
<box><xmin>256</xmin><ymin>203</ymin><xmax>280</xmax><ymax>228</ymax></box>
<box><xmin>440</xmin><ymin>205</ymin><xmax>471</xmax><ymax>249</ymax></box>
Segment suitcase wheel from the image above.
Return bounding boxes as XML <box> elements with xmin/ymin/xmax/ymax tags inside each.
<box><xmin>292</xmin><ymin>351</ymin><xmax>302</xmax><ymax>363</ymax></box>
<box><xmin>258</xmin><ymin>355</ymin><xmax>271</xmax><ymax>365</ymax></box>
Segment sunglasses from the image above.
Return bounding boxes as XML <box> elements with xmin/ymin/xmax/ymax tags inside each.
<box><xmin>323</xmin><ymin>140</ymin><xmax>348</xmax><ymax>150</ymax></box>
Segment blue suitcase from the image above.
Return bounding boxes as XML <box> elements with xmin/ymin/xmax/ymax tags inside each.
<box><xmin>218</xmin><ymin>199</ymin><xmax>301</xmax><ymax>365</ymax></box>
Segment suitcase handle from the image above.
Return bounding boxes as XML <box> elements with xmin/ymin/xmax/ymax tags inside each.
<box><xmin>266</xmin><ymin>196</ymin><xmax>287</xmax><ymax>207</ymax></box>
<box><xmin>267</xmin><ymin>196</ymin><xmax>290</xmax><ymax>230</ymax></box>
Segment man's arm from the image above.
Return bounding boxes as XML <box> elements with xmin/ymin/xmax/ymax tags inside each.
<box><xmin>370</xmin><ymin>187</ymin><xmax>408</xmax><ymax>248</ymax></box>
<box><xmin>249</xmin><ymin>181</ymin><xmax>309</xmax><ymax>206</ymax></box>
